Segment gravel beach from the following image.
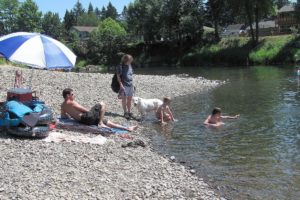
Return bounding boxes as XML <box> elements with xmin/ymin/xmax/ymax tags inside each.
<box><xmin>0</xmin><ymin>65</ymin><xmax>223</xmax><ymax>200</ymax></box>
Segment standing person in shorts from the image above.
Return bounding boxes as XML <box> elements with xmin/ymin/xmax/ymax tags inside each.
<box><xmin>117</xmin><ymin>54</ymin><xmax>134</xmax><ymax>119</ymax></box>
<box><xmin>60</xmin><ymin>88</ymin><xmax>138</xmax><ymax>131</ymax></box>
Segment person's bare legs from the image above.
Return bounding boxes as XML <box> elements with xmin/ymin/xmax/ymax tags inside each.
<box><xmin>106</xmin><ymin>120</ymin><xmax>138</xmax><ymax>132</ymax></box>
<box><xmin>122</xmin><ymin>96</ymin><xmax>127</xmax><ymax>115</ymax></box>
<box><xmin>127</xmin><ymin>96</ymin><xmax>132</xmax><ymax>114</ymax></box>
<box><xmin>98</xmin><ymin>102</ymin><xmax>110</xmax><ymax>128</ymax></box>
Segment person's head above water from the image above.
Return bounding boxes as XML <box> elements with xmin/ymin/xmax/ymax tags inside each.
<box><xmin>212</xmin><ymin>107</ymin><xmax>222</xmax><ymax>116</ymax></box>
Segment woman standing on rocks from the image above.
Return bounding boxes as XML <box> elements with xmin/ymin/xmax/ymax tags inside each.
<box><xmin>117</xmin><ymin>54</ymin><xmax>134</xmax><ymax>119</ymax></box>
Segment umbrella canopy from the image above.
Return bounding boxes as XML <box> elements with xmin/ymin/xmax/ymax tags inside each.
<box><xmin>0</xmin><ymin>32</ymin><xmax>76</xmax><ymax>69</ymax></box>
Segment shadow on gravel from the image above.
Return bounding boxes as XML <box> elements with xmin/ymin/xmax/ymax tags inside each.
<box><xmin>0</xmin><ymin>128</ymin><xmax>43</xmax><ymax>140</ymax></box>
<box><xmin>105</xmin><ymin>111</ymin><xmax>142</xmax><ymax>122</ymax></box>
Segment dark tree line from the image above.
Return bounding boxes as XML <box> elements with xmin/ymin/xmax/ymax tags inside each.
<box><xmin>0</xmin><ymin>0</ymin><xmax>299</xmax><ymax>66</ymax></box>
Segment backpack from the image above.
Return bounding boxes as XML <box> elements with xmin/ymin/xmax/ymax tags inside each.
<box><xmin>111</xmin><ymin>73</ymin><xmax>120</xmax><ymax>93</ymax></box>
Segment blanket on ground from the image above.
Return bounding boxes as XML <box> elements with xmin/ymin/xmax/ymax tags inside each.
<box><xmin>57</xmin><ymin>118</ymin><xmax>128</xmax><ymax>135</ymax></box>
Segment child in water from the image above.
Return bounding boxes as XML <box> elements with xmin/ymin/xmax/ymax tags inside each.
<box><xmin>204</xmin><ymin>107</ymin><xmax>239</xmax><ymax>127</ymax></box>
<box><xmin>156</xmin><ymin>97</ymin><xmax>175</xmax><ymax>125</ymax></box>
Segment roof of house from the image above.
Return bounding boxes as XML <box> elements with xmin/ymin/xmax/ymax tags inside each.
<box><xmin>226</xmin><ymin>24</ymin><xmax>244</xmax><ymax>31</ymax></box>
<box><xmin>278</xmin><ymin>5</ymin><xmax>295</xmax><ymax>13</ymax></box>
<box><xmin>72</xmin><ymin>26</ymin><xmax>97</xmax><ymax>33</ymax></box>
<box><xmin>246</xmin><ymin>20</ymin><xmax>276</xmax><ymax>30</ymax></box>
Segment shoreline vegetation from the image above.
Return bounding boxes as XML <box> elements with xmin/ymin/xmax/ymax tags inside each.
<box><xmin>179</xmin><ymin>35</ymin><xmax>300</xmax><ymax>67</ymax></box>
<box><xmin>71</xmin><ymin>34</ymin><xmax>300</xmax><ymax>72</ymax></box>
<box><xmin>0</xmin><ymin>65</ymin><xmax>223</xmax><ymax>199</ymax></box>
<box><xmin>128</xmin><ymin>35</ymin><xmax>300</xmax><ymax>68</ymax></box>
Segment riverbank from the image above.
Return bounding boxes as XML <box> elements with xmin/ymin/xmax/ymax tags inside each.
<box><xmin>180</xmin><ymin>35</ymin><xmax>300</xmax><ymax>66</ymax></box>
<box><xmin>0</xmin><ymin>65</ymin><xmax>223</xmax><ymax>199</ymax></box>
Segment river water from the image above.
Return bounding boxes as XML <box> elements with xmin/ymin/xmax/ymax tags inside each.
<box><xmin>135</xmin><ymin>66</ymin><xmax>300</xmax><ymax>200</ymax></box>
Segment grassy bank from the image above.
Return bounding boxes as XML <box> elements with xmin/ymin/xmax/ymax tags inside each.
<box><xmin>180</xmin><ymin>35</ymin><xmax>300</xmax><ymax>66</ymax></box>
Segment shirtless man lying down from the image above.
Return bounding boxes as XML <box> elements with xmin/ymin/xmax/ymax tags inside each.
<box><xmin>61</xmin><ymin>88</ymin><xmax>137</xmax><ymax>132</ymax></box>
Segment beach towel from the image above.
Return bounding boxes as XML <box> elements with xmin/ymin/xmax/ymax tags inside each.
<box><xmin>57</xmin><ymin>118</ymin><xmax>128</xmax><ymax>135</ymax></box>
<box><xmin>43</xmin><ymin>131</ymin><xmax>107</xmax><ymax>145</ymax></box>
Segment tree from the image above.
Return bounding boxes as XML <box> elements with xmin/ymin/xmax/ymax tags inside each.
<box><xmin>100</xmin><ymin>6</ymin><xmax>106</xmax><ymax>20</ymax></box>
<box><xmin>179</xmin><ymin>0</ymin><xmax>204</xmax><ymax>42</ymax></box>
<box><xmin>296</xmin><ymin>0</ymin><xmax>300</xmax><ymax>25</ymax></box>
<box><xmin>0</xmin><ymin>0</ymin><xmax>19</xmax><ymax>34</ymax></box>
<box><xmin>160</xmin><ymin>0</ymin><xmax>182</xmax><ymax>40</ymax></box>
<box><xmin>94</xmin><ymin>7</ymin><xmax>101</xmax><ymax>19</ymax></box>
<box><xmin>206</xmin><ymin>0</ymin><xmax>223</xmax><ymax>41</ymax></box>
<box><xmin>125</xmin><ymin>1</ymin><xmax>146</xmax><ymax>40</ymax></box>
<box><xmin>88</xmin><ymin>2</ymin><xmax>94</xmax><ymax>14</ymax></box>
<box><xmin>105</xmin><ymin>2</ymin><xmax>118</xmax><ymax>20</ymax></box>
<box><xmin>275</xmin><ymin>0</ymin><xmax>290</xmax><ymax>9</ymax></box>
<box><xmin>77</xmin><ymin>12</ymin><xmax>98</xmax><ymax>26</ymax></box>
<box><xmin>16</xmin><ymin>0</ymin><xmax>42</xmax><ymax>32</ymax></box>
<box><xmin>72</xmin><ymin>0</ymin><xmax>85</xmax><ymax>24</ymax></box>
<box><xmin>87</xmin><ymin>18</ymin><xmax>127</xmax><ymax>65</ymax></box>
<box><xmin>63</xmin><ymin>10</ymin><xmax>76</xmax><ymax>31</ymax></box>
<box><xmin>228</xmin><ymin>0</ymin><xmax>275</xmax><ymax>44</ymax></box>
<box><xmin>42</xmin><ymin>12</ymin><xmax>62</xmax><ymax>39</ymax></box>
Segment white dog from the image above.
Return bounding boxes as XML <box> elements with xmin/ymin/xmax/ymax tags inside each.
<box><xmin>133</xmin><ymin>96</ymin><xmax>163</xmax><ymax>119</ymax></box>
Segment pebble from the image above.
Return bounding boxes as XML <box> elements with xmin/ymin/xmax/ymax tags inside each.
<box><xmin>0</xmin><ymin>65</ymin><xmax>223</xmax><ymax>200</ymax></box>
<box><xmin>170</xmin><ymin>156</ymin><xmax>176</xmax><ymax>161</ymax></box>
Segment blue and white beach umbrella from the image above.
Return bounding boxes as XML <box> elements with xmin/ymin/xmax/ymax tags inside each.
<box><xmin>0</xmin><ymin>32</ymin><xmax>76</xmax><ymax>69</ymax></box>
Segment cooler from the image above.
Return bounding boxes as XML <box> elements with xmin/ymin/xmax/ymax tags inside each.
<box><xmin>7</xmin><ymin>88</ymin><xmax>34</xmax><ymax>102</ymax></box>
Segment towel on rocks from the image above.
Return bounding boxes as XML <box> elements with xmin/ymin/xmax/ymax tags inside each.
<box><xmin>43</xmin><ymin>131</ymin><xmax>107</xmax><ymax>145</ymax></box>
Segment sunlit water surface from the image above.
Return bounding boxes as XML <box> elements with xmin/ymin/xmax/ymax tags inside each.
<box><xmin>135</xmin><ymin>66</ymin><xmax>300</xmax><ymax>200</ymax></box>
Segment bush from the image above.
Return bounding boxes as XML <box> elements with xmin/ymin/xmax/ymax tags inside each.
<box><xmin>0</xmin><ymin>58</ymin><xmax>6</xmax><ymax>65</ymax></box>
<box><xmin>74</xmin><ymin>60</ymin><xmax>87</xmax><ymax>71</ymax></box>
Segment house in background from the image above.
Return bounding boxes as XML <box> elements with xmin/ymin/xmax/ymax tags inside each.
<box><xmin>221</xmin><ymin>24</ymin><xmax>245</xmax><ymax>37</ymax></box>
<box><xmin>276</xmin><ymin>5</ymin><xmax>298</xmax><ymax>34</ymax></box>
<box><xmin>71</xmin><ymin>26</ymin><xmax>97</xmax><ymax>40</ymax></box>
<box><xmin>247</xmin><ymin>20</ymin><xmax>277</xmax><ymax>36</ymax></box>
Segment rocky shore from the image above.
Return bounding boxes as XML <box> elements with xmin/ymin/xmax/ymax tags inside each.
<box><xmin>0</xmin><ymin>65</ymin><xmax>223</xmax><ymax>199</ymax></box>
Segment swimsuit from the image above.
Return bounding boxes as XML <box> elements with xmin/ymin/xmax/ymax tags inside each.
<box><xmin>80</xmin><ymin>103</ymin><xmax>102</xmax><ymax>125</ymax></box>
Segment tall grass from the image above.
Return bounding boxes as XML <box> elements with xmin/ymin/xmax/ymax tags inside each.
<box><xmin>181</xmin><ymin>35</ymin><xmax>300</xmax><ymax>66</ymax></box>
<box><xmin>249</xmin><ymin>35</ymin><xmax>294</xmax><ymax>64</ymax></box>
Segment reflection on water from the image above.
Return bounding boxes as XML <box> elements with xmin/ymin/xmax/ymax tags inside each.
<box><xmin>137</xmin><ymin>66</ymin><xmax>300</xmax><ymax>200</ymax></box>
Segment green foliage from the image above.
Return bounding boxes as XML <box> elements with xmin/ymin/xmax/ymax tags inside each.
<box><xmin>87</xmin><ymin>18</ymin><xmax>127</xmax><ymax>65</ymax></box>
<box><xmin>42</xmin><ymin>12</ymin><xmax>62</xmax><ymax>39</ymax></box>
<box><xmin>77</xmin><ymin>12</ymin><xmax>98</xmax><ymax>26</ymax></box>
<box><xmin>74</xmin><ymin>60</ymin><xmax>87</xmax><ymax>70</ymax></box>
<box><xmin>125</xmin><ymin>0</ymin><xmax>204</xmax><ymax>43</ymax></box>
<box><xmin>16</xmin><ymin>0</ymin><xmax>42</xmax><ymax>32</ymax></box>
<box><xmin>72</xmin><ymin>1</ymin><xmax>85</xmax><ymax>23</ymax></box>
<box><xmin>105</xmin><ymin>2</ymin><xmax>118</xmax><ymax>20</ymax></box>
<box><xmin>249</xmin><ymin>35</ymin><xmax>293</xmax><ymax>64</ymax></box>
<box><xmin>181</xmin><ymin>35</ymin><xmax>300</xmax><ymax>66</ymax></box>
<box><xmin>88</xmin><ymin>3</ymin><xmax>94</xmax><ymax>14</ymax></box>
<box><xmin>63</xmin><ymin>10</ymin><xmax>76</xmax><ymax>31</ymax></box>
<box><xmin>0</xmin><ymin>57</ymin><xmax>6</xmax><ymax>65</ymax></box>
<box><xmin>0</xmin><ymin>0</ymin><xmax>19</xmax><ymax>34</ymax></box>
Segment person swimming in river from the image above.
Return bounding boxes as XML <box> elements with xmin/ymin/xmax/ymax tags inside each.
<box><xmin>204</xmin><ymin>107</ymin><xmax>239</xmax><ymax>127</ymax></box>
